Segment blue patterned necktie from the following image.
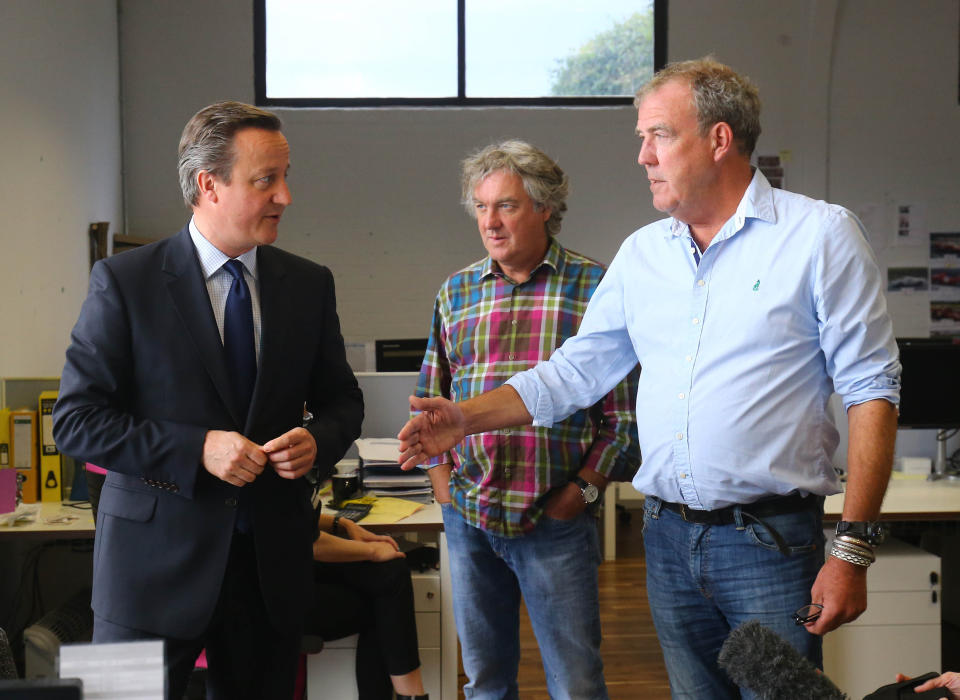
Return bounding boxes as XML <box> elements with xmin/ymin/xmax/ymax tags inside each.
<box><xmin>223</xmin><ymin>259</ymin><xmax>257</xmax><ymax>533</ymax></box>
<box><xmin>223</xmin><ymin>259</ymin><xmax>257</xmax><ymax>418</ymax></box>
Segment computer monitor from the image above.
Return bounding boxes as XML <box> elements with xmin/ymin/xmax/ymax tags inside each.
<box><xmin>895</xmin><ymin>337</ymin><xmax>960</xmax><ymax>429</ymax></box>
<box><xmin>375</xmin><ymin>339</ymin><xmax>427</xmax><ymax>372</ymax></box>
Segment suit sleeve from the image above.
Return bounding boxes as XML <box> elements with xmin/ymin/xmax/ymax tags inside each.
<box><xmin>302</xmin><ymin>270</ymin><xmax>363</xmax><ymax>471</ymax></box>
<box><xmin>53</xmin><ymin>260</ymin><xmax>209</xmax><ymax>497</ymax></box>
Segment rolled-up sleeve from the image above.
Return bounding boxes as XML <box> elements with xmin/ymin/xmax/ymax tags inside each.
<box><xmin>814</xmin><ymin>208</ymin><xmax>901</xmax><ymax>411</ymax></box>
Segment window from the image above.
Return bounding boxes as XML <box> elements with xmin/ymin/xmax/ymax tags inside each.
<box><xmin>255</xmin><ymin>0</ymin><xmax>667</xmax><ymax>106</ymax></box>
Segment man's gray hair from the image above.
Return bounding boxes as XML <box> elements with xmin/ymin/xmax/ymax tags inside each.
<box><xmin>461</xmin><ymin>140</ymin><xmax>569</xmax><ymax>236</ymax></box>
<box><xmin>177</xmin><ymin>101</ymin><xmax>283</xmax><ymax>207</ymax></box>
<box><xmin>635</xmin><ymin>57</ymin><xmax>762</xmax><ymax>157</ymax></box>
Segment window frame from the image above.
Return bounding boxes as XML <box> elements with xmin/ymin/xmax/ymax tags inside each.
<box><xmin>253</xmin><ymin>0</ymin><xmax>668</xmax><ymax>107</ymax></box>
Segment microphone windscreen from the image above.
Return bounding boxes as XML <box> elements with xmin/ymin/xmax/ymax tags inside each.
<box><xmin>717</xmin><ymin>620</ymin><xmax>847</xmax><ymax>700</ymax></box>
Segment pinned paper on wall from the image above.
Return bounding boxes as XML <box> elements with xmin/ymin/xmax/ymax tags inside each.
<box><xmin>887</xmin><ymin>267</ymin><xmax>929</xmax><ymax>293</ymax></box>
<box><xmin>892</xmin><ymin>203</ymin><xmax>927</xmax><ymax>247</ymax></box>
<box><xmin>930</xmin><ymin>232</ymin><xmax>960</xmax><ymax>337</ymax></box>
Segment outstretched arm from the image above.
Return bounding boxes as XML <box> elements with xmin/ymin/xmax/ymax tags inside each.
<box><xmin>397</xmin><ymin>385</ymin><xmax>532</xmax><ymax>470</ymax></box>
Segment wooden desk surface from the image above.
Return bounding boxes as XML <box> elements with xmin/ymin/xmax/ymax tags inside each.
<box><xmin>0</xmin><ymin>501</ymin><xmax>95</xmax><ymax>539</ymax></box>
<box><xmin>824</xmin><ymin>475</ymin><xmax>960</xmax><ymax>521</ymax></box>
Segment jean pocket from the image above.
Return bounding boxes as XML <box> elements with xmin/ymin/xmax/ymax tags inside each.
<box><xmin>743</xmin><ymin>509</ymin><xmax>821</xmax><ymax>554</ymax></box>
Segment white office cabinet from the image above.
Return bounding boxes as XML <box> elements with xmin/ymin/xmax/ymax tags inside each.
<box><xmin>823</xmin><ymin>536</ymin><xmax>940</xmax><ymax>699</ymax></box>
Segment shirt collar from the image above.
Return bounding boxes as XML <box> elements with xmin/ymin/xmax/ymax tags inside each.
<box><xmin>480</xmin><ymin>236</ymin><xmax>563</xmax><ymax>282</ymax></box>
<box><xmin>188</xmin><ymin>217</ymin><xmax>259</xmax><ymax>280</ymax></box>
<box><xmin>667</xmin><ymin>168</ymin><xmax>777</xmax><ymax>243</ymax></box>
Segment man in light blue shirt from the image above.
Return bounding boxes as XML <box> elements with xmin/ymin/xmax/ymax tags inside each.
<box><xmin>399</xmin><ymin>58</ymin><xmax>900</xmax><ymax>697</ymax></box>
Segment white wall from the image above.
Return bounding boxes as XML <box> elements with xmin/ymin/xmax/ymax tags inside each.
<box><xmin>0</xmin><ymin>0</ymin><xmax>123</xmax><ymax>377</ymax></box>
<box><xmin>117</xmin><ymin>0</ymin><xmax>960</xmax><ymax>347</ymax></box>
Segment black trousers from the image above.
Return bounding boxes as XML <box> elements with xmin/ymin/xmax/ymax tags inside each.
<box><xmin>305</xmin><ymin>558</ymin><xmax>421</xmax><ymax>700</ymax></box>
<box><xmin>94</xmin><ymin>532</ymin><xmax>301</xmax><ymax>700</ymax></box>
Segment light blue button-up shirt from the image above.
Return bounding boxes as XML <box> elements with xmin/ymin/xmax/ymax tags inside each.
<box><xmin>507</xmin><ymin>171</ymin><xmax>900</xmax><ymax>509</ymax></box>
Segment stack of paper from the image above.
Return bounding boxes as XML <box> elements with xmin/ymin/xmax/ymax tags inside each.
<box><xmin>356</xmin><ymin>438</ymin><xmax>433</xmax><ymax>501</ymax></box>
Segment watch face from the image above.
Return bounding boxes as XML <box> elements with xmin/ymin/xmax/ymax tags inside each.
<box><xmin>582</xmin><ymin>483</ymin><xmax>599</xmax><ymax>504</ymax></box>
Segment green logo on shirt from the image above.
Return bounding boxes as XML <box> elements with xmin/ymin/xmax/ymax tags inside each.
<box><xmin>752</xmin><ymin>279</ymin><xmax>760</xmax><ymax>291</ymax></box>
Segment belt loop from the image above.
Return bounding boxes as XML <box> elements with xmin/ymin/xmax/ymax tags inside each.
<box><xmin>733</xmin><ymin>504</ymin><xmax>745</xmax><ymax>530</ymax></box>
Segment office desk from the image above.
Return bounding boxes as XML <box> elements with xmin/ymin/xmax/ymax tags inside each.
<box><xmin>0</xmin><ymin>501</ymin><xmax>94</xmax><ymax>540</ymax></box>
<box><xmin>825</xmin><ymin>475</ymin><xmax>960</xmax><ymax>521</ymax></box>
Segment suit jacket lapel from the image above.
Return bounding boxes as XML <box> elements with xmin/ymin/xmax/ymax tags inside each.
<box><xmin>162</xmin><ymin>227</ymin><xmax>245</xmax><ymax>427</ymax></box>
<box><xmin>248</xmin><ymin>245</ymin><xmax>290</xmax><ymax>432</ymax></box>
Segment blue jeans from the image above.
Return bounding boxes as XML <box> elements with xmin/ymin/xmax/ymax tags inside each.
<box><xmin>441</xmin><ymin>503</ymin><xmax>608</xmax><ymax>700</ymax></box>
<box><xmin>642</xmin><ymin>496</ymin><xmax>825</xmax><ymax>699</ymax></box>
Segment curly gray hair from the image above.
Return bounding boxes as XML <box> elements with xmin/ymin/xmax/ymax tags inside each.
<box><xmin>461</xmin><ymin>140</ymin><xmax>569</xmax><ymax>235</ymax></box>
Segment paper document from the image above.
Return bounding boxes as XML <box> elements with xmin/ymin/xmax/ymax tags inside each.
<box><xmin>59</xmin><ymin>640</ymin><xmax>164</xmax><ymax>699</ymax></box>
<box><xmin>355</xmin><ymin>438</ymin><xmax>402</xmax><ymax>463</ymax></box>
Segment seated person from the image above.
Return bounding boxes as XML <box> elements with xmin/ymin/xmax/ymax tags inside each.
<box><xmin>304</xmin><ymin>510</ymin><xmax>428</xmax><ymax>700</ymax></box>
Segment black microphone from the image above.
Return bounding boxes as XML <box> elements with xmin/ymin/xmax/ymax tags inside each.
<box><xmin>0</xmin><ymin>627</ymin><xmax>16</xmax><ymax>680</ymax></box>
<box><xmin>717</xmin><ymin>620</ymin><xmax>847</xmax><ymax>700</ymax></box>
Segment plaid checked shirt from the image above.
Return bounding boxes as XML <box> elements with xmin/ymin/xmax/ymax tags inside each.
<box><xmin>416</xmin><ymin>239</ymin><xmax>640</xmax><ymax>537</ymax></box>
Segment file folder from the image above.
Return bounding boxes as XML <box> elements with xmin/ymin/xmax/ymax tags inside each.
<box><xmin>39</xmin><ymin>391</ymin><xmax>60</xmax><ymax>502</ymax></box>
<box><xmin>10</xmin><ymin>409</ymin><xmax>38</xmax><ymax>503</ymax></box>
<box><xmin>0</xmin><ymin>407</ymin><xmax>10</xmax><ymax>469</ymax></box>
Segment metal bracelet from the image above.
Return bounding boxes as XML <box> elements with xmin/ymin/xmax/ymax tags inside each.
<box><xmin>835</xmin><ymin>534</ymin><xmax>875</xmax><ymax>552</ymax></box>
<box><xmin>833</xmin><ymin>539</ymin><xmax>876</xmax><ymax>560</ymax></box>
<box><xmin>834</xmin><ymin>537</ymin><xmax>876</xmax><ymax>558</ymax></box>
<box><xmin>830</xmin><ymin>543</ymin><xmax>873</xmax><ymax>567</ymax></box>
<box><xmin>832</xmin><ymin>540</ymin><xmax>876</xmax><ymax>563</ymax></box>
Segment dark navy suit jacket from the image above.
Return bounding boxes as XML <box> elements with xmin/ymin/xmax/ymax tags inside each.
<box><xmin>53</xmin><ymin>226</ymin><xmax>363</xmax><ymax>638</ymax></box>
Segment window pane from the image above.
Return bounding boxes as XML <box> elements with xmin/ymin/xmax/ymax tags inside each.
<box><xmin>265</xmin><ymin>0</ymin><xmax>458</xmax><ymax>99</ymax></box>
<box><xmin>465</xmin><ymin>0</ymin><xmax>655</xmax><ymax>98</ymax></box>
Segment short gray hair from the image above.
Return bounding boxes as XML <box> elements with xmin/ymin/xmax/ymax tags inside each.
<box><xmin>635</xmin><ymin>57</ymin><xmax>761</xmax><ymax>157</ymax></box>
<box><xmin>461</xmin><ymin>140</ymin><xmax>569</xmax><ymax>236</ymax></box>
<box><xmin>177</xmin><ymin>101</ymin><xmax>283</xmax><ymax>207</ymax></box>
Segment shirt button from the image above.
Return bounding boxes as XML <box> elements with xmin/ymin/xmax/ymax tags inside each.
<box><xmin>511</xmin><ymin>320</ymin><xmax>518</xmax><ymax>326</ymax></box>
<box><xmin>508</xmin><ymin>354</ymin><xmax>516</xmax><ymax>360</ymax></box>
<box><xmin>678</xmin><ymin>393</ymin><xmax>685</xmax><ymax>400</ymax></box>
<box><xmin>697</xmin><ymin>279</ymin><xmax>705</xmax><ymax>287</ymax></box>
<box><xmin>685</xmin><ymin>355</ymin><xmax>693</xmax><ymax>362</ymax></box>
<box><xmin>676</xmin><ymin>432</ymin><xmax>684</xmax><ymax>440</ymax></box>
<box><xmin>692</xmin><ymin>318</ymin><xmax>700</xmax><ymax>325</ymax></box>
<box><xmin>680</xmin><ymin>473</ymin><xmax>687</xmax><ymax>479</ymax></box>
<box><xmin>225</xmin><ymin>497</ymin><xmax>238</xmax><ymax>507</ymax></box>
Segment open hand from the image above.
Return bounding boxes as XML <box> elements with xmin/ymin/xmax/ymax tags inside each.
<box><xmin>397</xmin><ymin>396</ymin><xmax>466</xmax><ymax>470</ymax></box>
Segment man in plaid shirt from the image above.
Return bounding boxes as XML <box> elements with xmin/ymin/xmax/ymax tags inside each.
<box><xmin>415</xmin><ymin>140</ymin><xmax>639</xmax><ymax>700</ymax></box>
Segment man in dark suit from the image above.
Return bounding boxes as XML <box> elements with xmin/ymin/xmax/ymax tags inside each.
<box><xmin>53</xmin><ymin>101</ymin><xmax>363</xmax><ymax>699</ymax></box>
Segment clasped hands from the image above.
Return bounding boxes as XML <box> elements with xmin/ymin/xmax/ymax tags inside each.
<box><xmin>203</xmin><ymin>426</ymin><xmax>316</xmax><ymax>487</ymax></box>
